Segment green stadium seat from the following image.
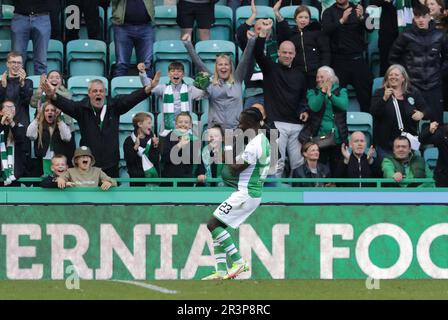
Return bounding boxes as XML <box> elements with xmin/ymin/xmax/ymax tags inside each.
<box><xmin>154</xmin><ymin>76</ymin><xmax>194</xmax><ymax>112</ymax></box>
<box><xmin>153</xmin><ymin>40</ymin><xmax>192</xmax><ymax>77</ymax></box>
<box><xmin>372</xmin><ymin>77</ymin><xmax>383</xmax><ymax>95</ymax></box>
<box><xmin>195</xmin><ymin>40</ymin><xmax>236</xmax><ymax>74</ymax></box>
<box><xmin>154</xmin><ymin>6</ymin><xmax>181</xmax><ymax>41</ymax></box>
<box><xmin>279</xmin><ymin>5</ymin><xmax>320</xmax><ymax>26</ymax></box>
<box><xmin>111</xmin><ymin>76</ymin><xmax>151</xmax><ymax>127</ymax></box>
<box><xmin>195</xmin><ymin>5</ymin><xmax>233</xmax><ymax>41</ymax></box>
<box><xmin>25</xmin><ymin>40</ymin><xmax>64</xmax><ymax>75</ymax></box>
<box><xmin>346</xmin><ymin>85</ymin><xmax>360</xmax><ymax>112</ymax></box>
<box><xmin>0</xmin><ymin>5</ymin><xmax>14</xmax><ymax>40</ymax></box>
<box><xmin>66</xmin><ymin>40</ymin><xmax>107</xmax><ymax>77</ymax></box>
<box><xmin>109</xmin><ymin>41</ymin><xmax>138</xmax><ymax>76</ymax></box>
<box><xmin>200</xmin><ymin>112</ymin><xmax>208</xmax><ymax>134</ymax></box>
<box><xmin>0</xmin><ymin>39</ymin><xmax>11</xmax><ymax>74</ymax></box>
<box><xmin>67</xmin><ymin>75</ymin><xmax>109</xmax><ymax>101</ymax></box>
<box><xmin>444</xmin><ymin>111</ymin><xmax>448</xmax><ymax>124</ymax></box>
<box><xmin>347</xmin><ymin>111</ymin><xmax>373</xmax><ymax>146</ymax></box>
<box><xmin>236</xmin><ymin>6</ymin><xmax>275</xmax><ymax>31</ymax></box>
<box><xmin>423</xmin><ymin>147</ymin><xmax>438</xmax><ymax>170</ymax></box>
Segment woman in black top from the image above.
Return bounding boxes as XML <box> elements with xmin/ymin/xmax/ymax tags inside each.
<box><xmin>370</xmin><ymin>64</ymin><xmax>428</xmax><ymax>161</ymax></box>
<box><xmin>292</xmin><ymin>142</ymin><xmax>331</xmax><ymax>187</ymax></box>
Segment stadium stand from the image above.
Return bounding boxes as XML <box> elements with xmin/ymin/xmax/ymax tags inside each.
<box><xmin>153</xmin><ymin>40</ymin><xmax>192</xmax><ymax>77</ymax></box>
<box><xmin>66</xmin><ymin>39</ymin><xmax>107</xmax><ymax>77</ymax></box>
<box><xmin>154</xmin><ymin>6</ymin><xmax>181</xmax><ymax>42</ymax></box>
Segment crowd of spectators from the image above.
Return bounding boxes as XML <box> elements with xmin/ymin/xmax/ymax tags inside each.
<box><xmin>0</xmin><ymin>0</ymin><xmax>446</xmax><ymax>189</ymax></box>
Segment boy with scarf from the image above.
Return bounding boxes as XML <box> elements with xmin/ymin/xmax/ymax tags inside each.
<box><xmin>160</xmin><ymin>112</ymin><xmax>205</xmax><ymax>186</ymax></box>
<box><xmin>138</xmin><ymin>61</ymin><xmax>204</xmax><ymax>135</ymax></box>
<box><xmin>0</xmin><ymin>100</ymin><xmax>27</xmax><ymax>186</ymax></box>
<box><xmin>123</xmin><ymin>112</ymin><xmax>160</xmax><ymax>186</ymax></box>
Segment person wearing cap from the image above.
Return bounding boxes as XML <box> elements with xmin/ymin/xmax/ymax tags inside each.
<box><xmin>56</xmin><ymin>146</ymin><xmax>117</xmax><ymax>190</ymax></box>
<box><xmin>42</xmin><ymin>71</ymin><xmax>161</xmax><ymax>178</ymax></box>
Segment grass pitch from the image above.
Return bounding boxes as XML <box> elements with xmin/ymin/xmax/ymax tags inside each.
<box><xmin>0</xmin><ymin>280</ymin><xmax>448</xmax><ymax>300</ymax></box>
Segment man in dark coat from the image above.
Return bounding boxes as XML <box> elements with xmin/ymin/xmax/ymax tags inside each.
<box><xmin>42</xmin><ymin>72</ymin><xmax>161</xmax><ymax>177</ymax></box>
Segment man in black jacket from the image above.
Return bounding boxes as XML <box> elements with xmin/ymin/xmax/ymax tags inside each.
<box><xmin>254</xmin><ymin>19</ymin><xmax>309</xmax><ymax>178</ymax></box>
<box><xmin>389</xmin><ymin>4</ymin><xmax>448</xmax><ymax>123</ymax></box>
<box><xmin>322</xmin><ymin>0</ymin><xmax>373</xmax><ymax>113</ymax></box>
<box><xmin>335</xmin><ymin>131</ymin><xmax>380</xmax><ymax>187</ymax></box>
<box><xmin>42</xmin><ymin>72</ymin><xmax>161</xmax><ymax>177</ymax></box>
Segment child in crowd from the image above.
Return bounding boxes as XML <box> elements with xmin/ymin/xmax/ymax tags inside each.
<box><xmin>138</xmin><ymin>61</ymin><xmax>204</xmax><ymax>134</ymax></box>
<box><xmin>160</xmin><ymin>112</ymin><xmax>205</xmax><ymax>186</ymax></box>
<box><xmin>56</xmin><ymin>146</ymin><xmax>117</xmax><ymax>190</ymax></box>
<box><xmin>26</xmin><ymin>102</ymin><xmax>73</xmax><ymax>176</ymax></box>
<box><xmin>40</xmin><ymin>154</ymin><xmax>68</xmax><ymax>188</ymax></box>
<box><xmin>201</xmin><ymin>124</ymin><xmax>225</xmax><ymax>186</ymax></box>
<box><xmin>0</xmin><ymin>100</ymin><xmax>27</xmax><ymax>186</ymax></box>
<box><xmin>123</xmin><ymin>112</ymin><xmax>160</xmax><ymax>186</ymax></box>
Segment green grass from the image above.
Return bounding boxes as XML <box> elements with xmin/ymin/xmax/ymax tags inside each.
<box><xmin>0</xmin><ymin>280</ymin><xmax>448</xmax><ymax>300</ymax></box>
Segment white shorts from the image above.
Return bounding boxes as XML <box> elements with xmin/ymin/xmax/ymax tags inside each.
<box><xmin>213</xmin><ymin>191</ymin><xmax>261</xmax><ymax>229</ymax></box>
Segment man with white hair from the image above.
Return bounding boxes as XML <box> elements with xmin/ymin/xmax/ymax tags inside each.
<box><xmin>42</xmin><ymin>73</ymin><xmax>161</xmax><ymax>178</ymax></box>
<box><xmin>254</xmin><ymin>19</ymin><xmax>309</xmax><ymax>178</ymax></box>
<box><xmin>334</xmin><ymin>131</ymin><xmax>381</xmax><ymax>187</ymax></box>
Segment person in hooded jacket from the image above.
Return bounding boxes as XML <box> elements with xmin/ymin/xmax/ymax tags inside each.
<box><xmin>389</xmin><ymin>4</ymin><xmax>448</xmax><ymax>123</ymax></box>
<box><xmin>274</xmin><ymin>2</ymin><xmax>331</xmax><ymax>89</ymax></box>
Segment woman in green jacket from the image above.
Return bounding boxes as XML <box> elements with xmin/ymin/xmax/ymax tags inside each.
<box><xmin>299</xmin><ymin>66</ymin><xmax>349</xmax><ymax>175</ymax></box>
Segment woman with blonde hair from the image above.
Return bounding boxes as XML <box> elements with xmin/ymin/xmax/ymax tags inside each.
<box><xmin>26</xmin><ymin>102</ymin><xmax>73</xmax><ymax>176</ymax></box>
<box><xmin>370</xmin><ymin>64</ymin><xmax>428</xmax><ymax>161</ymax></box>
<box><xmin>182</xmin><ymin>33</ymin><xmax>255</xmax><ymax>130</ymax></box>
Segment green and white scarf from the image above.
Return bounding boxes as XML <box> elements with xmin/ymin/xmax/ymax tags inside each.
<box><xmin>396</xmin><ymin>0</ymin><xmax>414</xmax><ymax>31</ymax></box>
<box><xmin>0</xmin><ymin>130</ymin><xmax>15</xmax><ymax>185</ymax></box>
<box><xmin>131</xmin><ymin>132</ymin><xmax>158</xmax><ymax>179</ymax></box>
<box><xmin>162</xmin><ymin>82</ymin><xmax>189</xmax><ymax>131</ymax></box>
<box><xmin>42</xmin><ymin>140</ymin><xmax>54</xmax><ymax>177</ymax></box>
<box><xmin>92</xmin><ymin>105</ymin><xmax>107</xmax><ymax>130</ymax></box>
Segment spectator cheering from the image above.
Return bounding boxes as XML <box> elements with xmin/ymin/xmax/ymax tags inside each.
<box><xmin>299</xmin><ymin>65</ymin><xmax>348</xmax><ymax>174</ymax></box>
<box><xmin>254</xmin><ymin>19</ymin><xmax>309</xmax><ymax>178</ymax></box>
<box><xmin>40</xmin><ymin>154</ymin><xmax>68</xmax><ymax>188</ymax></box>
<box><xmin>236</xmin><ymin>0</ymin><xmax>278</xmax><ymax>108</ymax></box>
<box><xmin>42</xmin><ymin>72</ymin><xmax>162</xmax><ymax>178</ymax></box>
<box><xmin>26</xmin><ymin>102</ymin><xmax>73</xmax><ymax>176</ymax></box>
<box><xmin>0</xmin><ymin>100</ymin><xmax>27</xmax><ymax>186</ymax></box>
<box><xmin>370</xmin><ymin>64</ymin><xmax>428</xmax><ymax>161</ymax></box>
<box><xmin>123</xmin><ymin>112</ymin><xmax>160</xmax><ymax>186</ymax></box>
<box><xmin>183</xmin><ymin>33</ymin><xmax>255</xmax><ymax>130</ymax></box>
<box><xmin>322</xmin><ymin>0</ymin><xmax>373</xmax><ymax>113</ymax></box>
<box><xmin>138</xmin><ymin>61</ymin><xmax>204</xmax><ymax>133</ymax></box>
<box><xmin>57</xmin><ymin>146</ymin><xmax>117</xmax><ymax>190</ymax></box>
<box><xmin>334</xmin><ymin>131</ymin><xmax>381</xmax><ymax>187</ymax></box>
<box><xmin>382</xmin><ymin>136</ymin><xmax>434</xmax><ymax>187</ymax></box>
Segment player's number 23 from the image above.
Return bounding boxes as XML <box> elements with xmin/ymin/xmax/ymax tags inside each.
<box><xmin>218</xmin><ymin>202</ymin><xmax>232</xmax><ymax>215</ymax></box>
